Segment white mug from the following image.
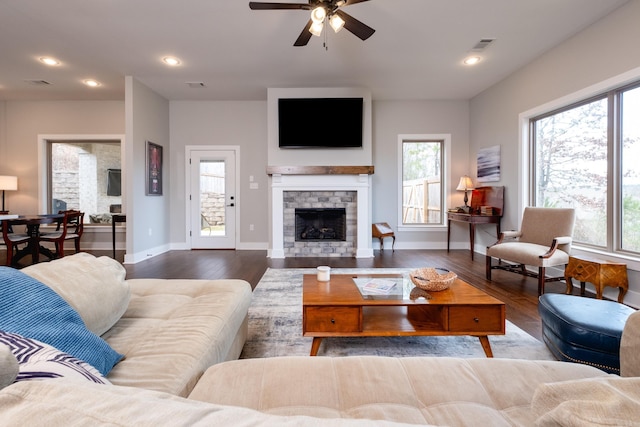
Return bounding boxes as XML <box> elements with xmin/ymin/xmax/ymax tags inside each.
<box><xmin>317</xmin><ymin>266</ymin><xmax>331</xmax><ymax>282</ymax></box>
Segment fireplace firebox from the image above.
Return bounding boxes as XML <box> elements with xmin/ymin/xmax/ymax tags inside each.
<box><xmin>295</xmin><ymin>208</ymin><xmax>346</xmax><ymax>242</ymax></box>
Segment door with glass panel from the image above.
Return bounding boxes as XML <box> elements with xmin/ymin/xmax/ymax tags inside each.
<box><xmin>189</xmin><ymin>150</ymin><xmax>236</xmax><ymax>249</ymax></box>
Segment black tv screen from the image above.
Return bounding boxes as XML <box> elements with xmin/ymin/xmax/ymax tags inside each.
<box><xmin>278</xmin><ymin>98</ymin><xmax>363</xmax><ymax>148</ymax></box>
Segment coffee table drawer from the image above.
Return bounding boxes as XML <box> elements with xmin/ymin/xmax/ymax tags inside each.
<box><xmin>449</xmin><ymin>306</ymin><xmax>504</xmax><ymax>332</ymax></box>
<box><xmin>304</xmin><ymin>306</ymin><xmax>362</xmax><ymax>332</ymax></box>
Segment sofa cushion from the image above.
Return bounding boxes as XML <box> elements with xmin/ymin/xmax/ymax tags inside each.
<box><xmin>533</xmin><ymin>376</ymin><xmax>640</xmax><ymax>426</ymax></box>
<box><xmin>22</xmin><ymin>252</ymin><xmax>130</xmax><ymax>336</ymax></box>
<box><xmin>0</xmin><ymin>380</ymin><xmax>424</xmax><ymax>427</ymax></box>
<box><xmin>0</xmin><ymin>345</ymin><xmax>18</xmax><ymax>390</ymax></box>
<box><xmin>0</xmin><ymin>331</ymin><xmax>111</xmax><ymax>385</ymax></box>
<box><xmin>0</xmin><ymin>267</ymin><xmax>123</xmax><ymax>376</ymax></box>
<box><xmin>621</xmin><ymin>310</ymin><xmax>640</xmax><ymax>377</ymax></box>
<box><xmin>190</xmin><ymin>356</ymin><xmax>608</xmax><ymax>426</ymax></box>
<box><xmin>103</xmin><ymin>278</ymin><xmax>252</xmax><ymax>397</ymax></box>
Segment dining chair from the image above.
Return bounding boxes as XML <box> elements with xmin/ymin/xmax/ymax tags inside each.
<box><xmin>1</xmin><ymin>219</ymin><xmax>30</xmax><ymax>266</ymax></box>
<box><xmin>39</xmin><ymin>210</ymin><xmax>85</xmax><ymax>259</ymax></box>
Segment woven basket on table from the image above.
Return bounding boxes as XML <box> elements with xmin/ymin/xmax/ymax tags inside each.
<box><xmin>409</xmin><ymin>268</ymin><xmax>457</xmax><ymax>291</ymax></box>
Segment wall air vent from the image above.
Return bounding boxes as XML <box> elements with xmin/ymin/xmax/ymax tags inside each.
<box><xmin>24</xmin><ymin>79</ymin><xmax>52</xmax><ymax>86</ymax></box>
<box><xmin>185</xmin><ymin>81</ymin><xmax>206</xmax><ymax>88</ymax></box>
<box><xmin>471</xmin><ymin>38</ymin><xmax>495</xmax><ymax>52</ymax></box>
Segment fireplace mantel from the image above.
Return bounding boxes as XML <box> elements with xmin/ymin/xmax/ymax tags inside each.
<box><xmin>267</xmin><ymin>165</ymin><xmax>374</xmax><ymax>175</ymax></box>
<box><xmin>268</xmin><ymin>172</ymin><xmax>373</xmax><ymax>259</ymax></box>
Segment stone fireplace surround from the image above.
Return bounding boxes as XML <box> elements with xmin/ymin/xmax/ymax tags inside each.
<box><xmin>268</xmin><ymin>166</ymin><xmax>374</xmax><ymax>258</ymax></box>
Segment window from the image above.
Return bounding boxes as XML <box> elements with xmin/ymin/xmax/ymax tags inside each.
<box><xmin>48</xmin><ymin>140</ymin><xmax>122</xmax><ymax>224</ymax></box>
<box><xmin>398</xmin><ymin>135</ymin><xmax>447</xmax><ymax>227</ymax></box>
<box><xmin>530</xmin><ymin>82</ymin><xmax>640</xmax><ymax>255</ymax></box>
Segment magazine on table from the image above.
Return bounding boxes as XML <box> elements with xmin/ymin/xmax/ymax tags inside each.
<box><xmin>361</xmin><ymin>278</ymin><xmax>398</xmax><ymax>294</ymax></box>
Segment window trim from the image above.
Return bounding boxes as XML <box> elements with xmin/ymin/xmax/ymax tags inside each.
<box><xmin>518</xmin><ymin>66</ymin><xmax>640</xmax><ymax>270</ymax></box>
<box><xmin>37</xmin><ymin>134</ymin><xmax>126</xmax><ymax>225</ymax></box>
<box><xmin>396</xmin><ymin>134</ymin><xmax>451</xmax><ymax>231</ymax></box>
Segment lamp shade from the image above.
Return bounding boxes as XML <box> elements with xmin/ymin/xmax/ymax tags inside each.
<box><xmin>456</xmin><ymin>176</ymin><xmax>474</xmax><ymax>191</ymax></box>
<box><xmin>0</xmin><ymin>176</ymin><xmax>18</xmax><ymax>191</ymax></box>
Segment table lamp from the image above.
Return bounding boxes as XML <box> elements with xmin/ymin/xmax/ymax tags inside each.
<box><xmin>0</xmin><ymin>175</ymin><xmax>18</xmax><ymax>214</ymax></box>
<box><xmin>456</xmin><ymin>176</ymin><xmax>474</xmax><ymax>212</ymax></box>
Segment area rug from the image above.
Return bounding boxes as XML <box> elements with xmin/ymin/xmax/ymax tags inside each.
<box><xmin>240</xmin><ymin>268</ymin><xmax>555</xmax><ymax>360</ymax></box>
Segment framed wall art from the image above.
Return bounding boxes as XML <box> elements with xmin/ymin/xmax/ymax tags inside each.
<box><xmin>146</xmin><ymin>141</ymin><xmax>163</xmax><ymax>196</ymax></box>
<box><xmin>477</xmin><ymin>145</ymin><xmax>501</xmax><ymax>183</ymax></box>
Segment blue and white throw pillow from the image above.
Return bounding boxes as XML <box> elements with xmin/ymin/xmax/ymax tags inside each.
<box><xmin>0</xmin><ymin>267</ymin><xmax>123</xmax><ymax>375</ymax></box>
<box><xmin>0</xmin><ymin>331</ymin><xmax>111</xmax><ymax>384</ymax></box>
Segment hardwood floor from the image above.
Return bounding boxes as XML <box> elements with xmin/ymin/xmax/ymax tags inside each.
<box><xmin>119</xmin><ymin>248</ymin><xmax>561</xmax><ymax>340</ymax></box>
<box><xmin>3</xmin><ymin>247</ymin><xmax>576</xmax><ymax>340</ymax></box>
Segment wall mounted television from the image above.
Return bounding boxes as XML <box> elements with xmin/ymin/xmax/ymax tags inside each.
<box><xmin>278</xmin><ymin>97</ymin><xmax>363</xmax><ymax>148</ymax></box>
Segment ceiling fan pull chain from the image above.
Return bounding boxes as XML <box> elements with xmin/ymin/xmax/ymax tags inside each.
<box><xmin>323</xmin><ymin>21</ymin><xmax>329</xmax><ymax>51</ymax></box>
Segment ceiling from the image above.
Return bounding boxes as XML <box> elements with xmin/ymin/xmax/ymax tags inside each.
<box><xmin>0</xmin><ymin>0</ymin><xmax>628</xmax><ymax>102</ymax></box>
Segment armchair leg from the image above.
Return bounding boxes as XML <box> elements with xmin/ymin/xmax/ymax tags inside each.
<box><xmin>486</xmin><ymin>255</ymin><xmax>492</xmax><ymax>280</ymax></box>
<box><xmin>538</xmin><ymin>266</ymin><xmax>546</xmax><ymax>296</ymax></box>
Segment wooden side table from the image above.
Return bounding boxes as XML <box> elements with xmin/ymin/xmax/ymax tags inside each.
<box><xmin>447</xmin><ymin>212</ymin><xmax>501</xmax><ymax>260</ymax></box>
<box><xmin>564</xmin><ymin>255</ymin><xmax>628</xmax><ymax>303</ymax></box>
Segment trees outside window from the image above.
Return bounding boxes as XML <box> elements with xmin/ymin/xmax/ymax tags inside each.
<box><xmin>531</xmin><ymin>83</ymin><xmax>640</xmax><ymax>255</ymax></box>
<box><xmin>400</xmin><ymin>138</ymin><xmax>444</xmax><ymax>225</ymax></box>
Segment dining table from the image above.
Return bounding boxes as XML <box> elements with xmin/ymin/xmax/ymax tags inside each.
<box><xmin>4</xmin><ymin>214</ymin><xmax>64</xmax><ymax>266</ymax></box>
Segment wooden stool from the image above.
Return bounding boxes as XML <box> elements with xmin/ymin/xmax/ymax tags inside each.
<box><xmin>564</xmin><ymin>255</ymin><xmax>628</xmax><ymax>303</ymax></box>
<box><xmin>372</xmin><ymin>223</ymin><xmax>395</xmax><ymax>251</ymax></box>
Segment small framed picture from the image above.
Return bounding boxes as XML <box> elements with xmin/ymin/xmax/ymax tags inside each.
<box><xmin>146</xmin><ymin>141</ymin><xmax>163</xmax><ymax>196</ymax></box>
<box><xmin>477</xmin><ymin>145</ymin><xmax>501</xmax><ymax>182</ymax></box>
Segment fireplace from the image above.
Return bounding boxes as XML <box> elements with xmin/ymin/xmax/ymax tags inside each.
<box><xmin>295</xmin><ymin>208</ymin><xmax>346</xmax><ymax>242</ymax></box>
<box><xmin>268</xmin><ymin>169</ymin><xmax>374</xmax><ymax>258</ymax></box>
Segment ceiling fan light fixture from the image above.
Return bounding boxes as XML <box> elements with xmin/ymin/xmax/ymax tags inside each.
<box><xmin>329</xmin><ymin>14</ymin><xmax>345</xmax><ymax>33</ymax></box>
<box><xmin>309</xmin><ymin>21</ymin><xmax>324</xmax><ymax>37</ymax></box>
<box><xmin>310</xmin><ymin>6</ymin><xmax>326</xmax><ymax>24</ymax></box>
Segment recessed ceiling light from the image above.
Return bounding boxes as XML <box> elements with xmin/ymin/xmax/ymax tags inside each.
<box><xmin>463</xmin><ymin>56</ymin><xmax>481</xmax><ymax>66</ymax></box>
<box><xmin>39</xmin><ymin>57</ymin><xmax>60</xmax><ymax>66</ymax></box>
<box><xmin>162</xmin><ymin>56</ymin><xmax>181</xmax><ymax>66</ymax></box>
<box><xmin>83</xmin><ymin>79</ymin><xmax>101</xmax><ymax>87</ymax></box>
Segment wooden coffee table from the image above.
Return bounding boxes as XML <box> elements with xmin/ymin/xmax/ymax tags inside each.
<box><xmin>302</xmin><ymin>274</ymin><xmax>505</xmax><ymax>357</ymax></box>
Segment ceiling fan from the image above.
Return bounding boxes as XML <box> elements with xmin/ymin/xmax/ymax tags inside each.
<box><xmin>249</xmin><ymin>0</ymin><xmax>375</xmax><ymax>47</ymax></box>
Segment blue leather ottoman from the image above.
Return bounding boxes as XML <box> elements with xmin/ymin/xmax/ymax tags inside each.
<box><xmin>538</xmin><ymin>294</ymin><xmax>635</xmax><ymax>374</ymax></box>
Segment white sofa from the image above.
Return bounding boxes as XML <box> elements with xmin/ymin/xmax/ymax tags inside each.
<box><xmin>2</xmin><ymin>253</ymin><xmax>640</xmax><ymax>426</ymax></box>
<box><xmin>1</xmin><ymin>252</ymin><xmax>252</xmax><ymax>397</ymax></box>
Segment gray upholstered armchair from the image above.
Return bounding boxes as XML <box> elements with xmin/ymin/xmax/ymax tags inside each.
<box><xmin>486</xmin><ymin>207</ymin><xmax>575</xmax><ymax>295</ymax></box>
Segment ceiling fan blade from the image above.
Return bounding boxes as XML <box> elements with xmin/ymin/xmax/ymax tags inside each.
<box><xmin>294</xmin><ymin>19</ymin><xmax>313</xmax><ymax>46</ymax></box>
<box><xmin>249</xmin><ymin>2</ymin><xmax>310</xmax><ymax>10</ymax></box>
<box><xmin>342</xmin><ymin>0</ymin><xmax>371</xmax><ymax>6</ymax></box>
<box><xmin>335</xmin><ymin>9</ymin><xmax>375</xmax><ymax>41</ymax></box>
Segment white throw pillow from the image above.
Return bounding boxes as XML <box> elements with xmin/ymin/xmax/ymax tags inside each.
<box><xmin>0</xmin><ymin>344</ymin><xmax>19</xmax><ymax>390</ymax></box>
<box><xmin>22</xmin><ymin>253</ymin><xmax>130</xmax><ymax>336</ymax></box>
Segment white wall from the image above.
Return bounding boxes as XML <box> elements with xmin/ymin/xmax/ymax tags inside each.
<box><xmin>124</xmin><ymin>77</ymin><xmax>171</xmax><ymax>263</ymax></box>
<box><xmin>0</xmin><ymin>100</ymin><xmax>124</xmax><ymax>250</ymax></box>
<box><xmin>168</xmin><ymin>98</ymin><xmax>470</xmax><ymax>252</ymax></box>
<box><xmin>169</xmin><ymin>101</ymin><xmax>269</xmax><ymax>247</ymax></box>
<box><xmin>372</xmin><ymin>100</ymin><xmax>470</xmax><ymax>248</ymax></box>
<box><xmin>469</xmin><ymin>0</ymin><xmax>640</xmax><ymax>307</ymax></box>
